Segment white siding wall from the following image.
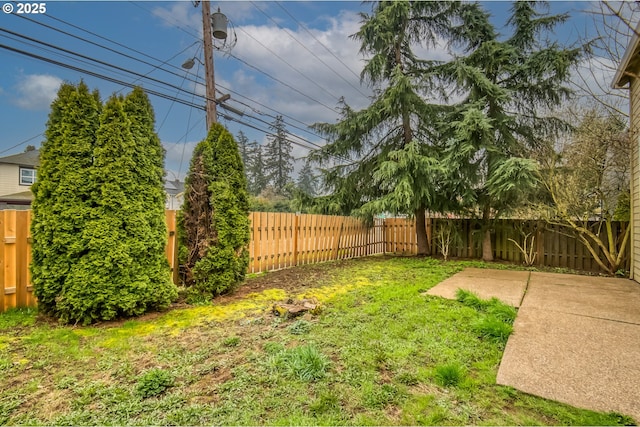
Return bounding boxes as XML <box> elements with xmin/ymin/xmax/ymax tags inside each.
<box><xmin>0</xmin><ymin>164</ymin><xmax>28</xmax><ymax>197</ymax></box>
<box><xmin>631</xmin><ymin>78</ymin><xmax>640</xmax><ymax>281</ymax></box>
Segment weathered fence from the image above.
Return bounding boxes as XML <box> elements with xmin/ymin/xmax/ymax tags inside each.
<box><xmin>0</xmin><ymin>211</ymin><xmax>630</xmax><ymax>312</ymax></box>
<box><xmin>385</xmin><ymin>217</ymin><xmax>630</xmax><ymax>272</ymax></box>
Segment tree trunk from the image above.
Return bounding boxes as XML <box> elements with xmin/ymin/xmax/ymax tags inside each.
<box><xmin>482</xmin><ymin>229</ymin><xmax>493</xmax><ymax>262</ymax></box>
<box><xmin>416</xmin><ymin>208</ymin><xmax>430</xmax><ymax>256</ymax></box>
<box><xmin>481</xmin><ymin>204</ymin><xmax>493</xmax><ymax>262</ymax></box>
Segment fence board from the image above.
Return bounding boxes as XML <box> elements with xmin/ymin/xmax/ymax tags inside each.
<box><xmin>0</xmin><ymin>212</ymin><xmax>5</xmax><ymax>313</ymax></box>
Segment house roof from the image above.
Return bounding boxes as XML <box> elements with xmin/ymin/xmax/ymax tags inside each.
<box><xmin>613</xmin><ymin>23</ymin><xmax>640</xmax><ymax>88</ymax></box>
<box><xmin>0</xmin><ymin>150</ymin><xmax>40</xmax><ymax>167</ymax></box>
<box><xmin>164</xmin><ymin>179</ymin><xmax>185</xmax><ymax>195</ymax></box>
<box><xmin>0</xmin><ymin>191</ymin><xmax>34</xmax><ymax>202</ymax></box>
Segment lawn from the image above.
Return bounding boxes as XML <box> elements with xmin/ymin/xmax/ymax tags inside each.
<box><xmin>0</xmin><ymin>256</ymin><xmax>634</xmax><ymax>425</ymax></box>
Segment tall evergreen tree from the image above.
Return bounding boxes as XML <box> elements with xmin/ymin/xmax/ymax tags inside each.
<box><xmin>31</xmin><ymin>82</ymin><xmax>101</xmax><ymax>317</ymax></box>
<box><xmin>236</xmin><ymin>130</ymin><xmax>251</xmax><ymax>168</ymax></box>
<box><xmin>264</xmin><ymin>116</ymin><xmax>294</xmax><ymax>194</ymax></box>
<box><xmin>180</xmin><ymin>123</ymin><xmax>250</xmax><ymax>297</ymax></box>
<box><xmin>436</xmin><ymin>1</ymin><xmax>583</xmax><ymax>260</ymax></box>
<box><xmin>296</xmin><ymin>160</ymin><xmax>318</xmax><ymax>197</ymax></box>
<box><xmin>247</xmin><ymin>141</ymin><xmax>267</xmax><ymax>196</ymax></box>
<box><xmin>311</xmin><ymin>1</ymin><xmax>469</xmax><ymax>255</ymax></box>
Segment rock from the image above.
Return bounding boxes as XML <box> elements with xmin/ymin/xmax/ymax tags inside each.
<box><xmin>272</xmin><ymin>298</ymin><xmax>321</xmax><ymax>318</ymax></box>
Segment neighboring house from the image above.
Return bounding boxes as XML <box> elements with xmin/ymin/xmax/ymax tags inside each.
<box><xmin>0</xmin><ymin>148</ymin><xmax>184</xmax><ymax>211</ymax></box>
<box><xmin>165</xmin><ymin>179</ymin><xmax>184</xmax><ymax>210</ymax></box>
<box><xmin>0</xmin><ymin>150</ymin><xmax>39</xmax><ymax>210</ymax></box>
<box><xmin>614</xmin><ymin>26</ymin><xmax>640</xmax><ymax>282</ymax></box>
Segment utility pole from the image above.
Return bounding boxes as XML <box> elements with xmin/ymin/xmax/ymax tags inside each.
<box><xmin>201</xmin><ymin>0</ymin><xmax>217</xmax><ymax>129</ymax></box>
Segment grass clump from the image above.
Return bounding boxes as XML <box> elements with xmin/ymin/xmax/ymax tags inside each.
<box><xmin>362</xmin><ymin>382</ymin><xmax>405</xmax><ymax>409</ymax></box>
<box><xmin>309</xmin><ymin>391</ymin><xmax>341</xmax><ymax>416</ymax></box>
<box><xmin>288</xmin><ymin>319</ymin><xmax>312</xmax><ymax>335</ymax></box>
<box><xmin>135</xmin><ymin>368</ymin><xmax>174</xmax><ymax>398</ymax></box>
<box><xmin>455</xmin><ymin>289</ymin><xmax>516</xmax><ymax>343</ymax></box>
<box><xmin>487</xmin><ymin>303</ymin><xmax>517</xmax><ymax>324</ymax></box>
<box><xmin>433</xmin><ymin>362</ymin><xmax>466</xmax><ymax>387</ymax></box>
<box><xmin>472</xmin><ymin>316</ymin><xmax>513</xmax><ymax>343</ymax></box>
<box><xmin>222</xmin><ymin>336</ymin><xmax>240</xmax><ymax>347</ymax></box>
<box><xmin>270</xmin><ymin>344</ymin><xmax>330</xmax><ymax>382</ymax></box>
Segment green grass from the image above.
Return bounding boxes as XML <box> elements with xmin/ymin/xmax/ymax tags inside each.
<box><xmin>0</xmin><ymin>256</ymin><xmax>634</xmax><ymax>425</ymax></box>
<box><xmin>433</xmin><ymin>362</ymin><xmax>466</xmax><ymax>387</ymax></box>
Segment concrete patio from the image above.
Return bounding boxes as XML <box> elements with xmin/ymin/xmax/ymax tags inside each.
<box><xmin>427</xmin><ymin>268</ymin><xmax>640</xmax><ymax>421</ymax></box>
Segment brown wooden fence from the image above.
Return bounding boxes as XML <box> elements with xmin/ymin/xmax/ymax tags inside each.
<box><xmin>385</xmin><ymin>217</ymin><xmax>630</xmax><ymax>272</ymax></box>
<box><xmin>0</xmin><ymin>211</ymin><xmax>630</xmax><ymax>312</ymax></box>
<box><xmin>248</xmin><ymin>212</ymin><xmax>384</xmax><ymax>273</ymax></box>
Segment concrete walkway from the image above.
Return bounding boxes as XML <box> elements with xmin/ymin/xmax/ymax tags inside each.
<box><xmin>427</xmin><ymin>269</ymin><xmax>640</xmax><ymax>421</ymax></box>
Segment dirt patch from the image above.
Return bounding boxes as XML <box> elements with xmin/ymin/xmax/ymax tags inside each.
<box><xmin>33</xmin><ymin>257</ymin><xmax>395</xmax><ymax>330</ymax></box>
<box><xmin>219</xmin><ymin>260</ymin><xmax>355</xmax><ymax>302</ymax></box>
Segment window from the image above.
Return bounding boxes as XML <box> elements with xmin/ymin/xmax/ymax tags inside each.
<box><xmin>20</xmin><ymin>168</ymin><xmax>36</xmax><ymax>185</ymax></box>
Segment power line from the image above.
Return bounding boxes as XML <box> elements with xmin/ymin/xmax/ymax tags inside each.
<box><xmin>0</xmin><ymin>133</ymin><xmax>42</xmax><ymax>155</ymax></box>
<box><xmin>42</xmin><ymin>11</ymin><xmax>325</xmax><ymax>139</ymax></box>
<box><xmin>226</xmin><ymin>51</ymin><xmax>337</xmax><ymax>113</ymax></box>
<box><xmin>128</xmin><ymin>1</ymin><xmax>201</xmax><ymax>40</ymax></box>
<box><xmin>1</xmin><ymin>28</ymin><xmax>203</xmax><ymax>102</ymax></box>
<box><xmin>129</xmin><ymin>1</ymin><xmax>339</xmax><ymax>114</ymax></box>
<box><xmin>256</xmin><ymin>1</ymin><xmax>370</xmax><ymax>99</ymax></box>
<box><xmin>0</xmin><ymin>43</ymin><xmax>205</xmax><ymax>110</ymax></box>
<box><xmin>17</xmin><ymin>14</ymin><xmax>201</xmax><ymax>86</ymax></box>
<box><xmin>4</xmin><ymin>25</ymin><xmax>326</xmax><ymax>147</ymax></box>
<box><xmin>3</xmin><ymin>8</ymin><xmax>348</xmax><ymax>161</ymax></box>
<box><xmin>234</xmin><ymin>23</ymin><xmax>342</xmax><ymax>101</ymax></box>
<box><xmin>275</xmin><ymin>2</ymin><xmax>364</xmax><ymax>84</ymax></box>
<box><xmin>2</xmin><ymin>45</ymin><xmax>350</xmax><ymax>166</ymax></box>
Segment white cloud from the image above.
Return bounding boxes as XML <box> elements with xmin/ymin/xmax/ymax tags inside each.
<box><xmin>14</xmin><ymin>74</ymin><xmax>62</xmax><ymax>111</ymax></box>
<box><xmin>220</xmin><ymin>11</ymin><xmax>370</xmax><ymax>125</ymax></box>
<box><xmin>152</xmin><ymin>2</ymin><xmax>201</xmax><ymax>37</ymax></box>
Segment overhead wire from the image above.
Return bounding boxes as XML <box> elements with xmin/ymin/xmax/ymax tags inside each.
<box><xmin>225</xmin><ymin>52</ymin><xmax>337</xmax><ymax>113</ymax></box>
<box><xmin>37</xmin><ymin>7</ymin><xmax>333</xmax><ymax>140</ymax></box>
<box><xmin>2</xmin><ymin>42</ymin><xmax>350</xmax><ymax>165</ymax></box>
<box><xmin>2</xmin><ymin>41</ymin><xmax>335</xmax><ymax>162</ymax></box>
<box><xmin>233</xmin><ymin>24</ymin><xmax>342</xmax><ymax>101</ymax></box>
<box><xmin>254</xmin><ymin>1</ymin><xmax>370</xmax><ymax>99</ymax></box>
<box><xmin>0</xmin><ymin>133</ymin><xmax>43</xmax><ymax>155</ymax></box>
<box><xmin>128</xmin><ymin>1</ymin><xmax>339</xmax><ymax>113</ymax></box>
<box><xmin>3</xmin><ymin>6</ymin><xmax>353</xmax><ymax>162</ymax></box>
<box><xmin>0</xmin><ymin>28</ymin><xmax>205</xmax><ymax>102</ymax></box>
<box><xmin>275</xmin><ymin>2</ymin><xmax>364</xmax><ymax>83</ymax></box>
<box><xmin>0</xmin><ymin>43</ymin><xmax>206</xmax><ymax>110</ymax></box>
<box><xmin>16</xmin><ymin>14</ymin><xmax>202</xmax><ymax>86</ymax></box>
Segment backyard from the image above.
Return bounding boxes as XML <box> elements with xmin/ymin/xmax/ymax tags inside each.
<box><xmin>0</xmin><ymin>256</ymin><xmax>634</xmax><ymax>425</ymax></box>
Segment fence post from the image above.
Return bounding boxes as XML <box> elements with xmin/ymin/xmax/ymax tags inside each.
<box><xmin>0</xmin><ymin>211</ymin><xmax>4</xmax><ymax>313</ymax></box>
<box><xmin>333</xmin><ymin>220</ymin><xmax>344</xmax><ymax>260</ymax></box>
<box><xmin>536</xmin><ymin>220</ymin><xmax>545</xmax><ymax>267</ymax></box>
<box><xmin>292</xmin><ymin>214</ymin><xmax>299</xmax><ymax>267</ymax></box>
<box><xmin>15</xmin><ymin>211</ymin><xmax>28</xmax><ymax>308</ymax></box>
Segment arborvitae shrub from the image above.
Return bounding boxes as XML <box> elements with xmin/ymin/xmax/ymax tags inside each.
<box><xmin>31</xmin><ymin>84</ymin><xmax>176</xmax><ymax>324</ymax></box>
<box><xmin>31</xmin><ymin>82</ymin><xmax>101</xmax><ymax>317</ymax></box>
<box><xmin>180</xmin><ymin>123</ymin><xmax>250</xmax><ymax>298</ymax></box>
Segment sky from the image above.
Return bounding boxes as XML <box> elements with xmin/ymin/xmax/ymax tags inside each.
<box><xmin>0</xmin><ymin>1</ymin><xmax>628</xmax><ymax>180</ymax></box>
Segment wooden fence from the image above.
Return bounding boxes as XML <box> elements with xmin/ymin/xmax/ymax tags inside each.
<box><xmin>385</xmin><ymin>217</ymin><xmax>630</xmax><ymax>272</ymax></box>
<box><xmin>247</xmin><ymin>212</ymin><xmax>384</xmax><ymax>273</ymax></box>
<box><xmin>0</xmin><ymin>211</ymin><xmax>630</xmax><ymax>312</ymax></box>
